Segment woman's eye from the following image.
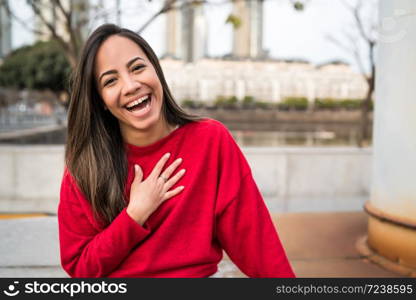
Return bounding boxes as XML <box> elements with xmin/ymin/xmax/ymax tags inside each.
<box><xmin>104</xmin><ymin>78</ymin><xmax>116</xmax><ymax>87</ymax></box>
<box><xmin>132</xmin><ymin>65</ymin><xmax>144</xmax><ymax>72</ymax></box>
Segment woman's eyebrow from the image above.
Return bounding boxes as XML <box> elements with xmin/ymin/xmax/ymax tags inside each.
<box><xmin>126</xmin><ymin>56</ymin><xmax>144</xmax><ymax>68</ymax></box>
<box><xmin>98</xmin><ymin>56</ymin><xmax>144</xmax><ymax>82</ymax></box>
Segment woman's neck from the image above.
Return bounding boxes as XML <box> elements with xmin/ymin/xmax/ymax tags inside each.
<box><xmin>122</xmin><ymin>118</ymin><xmax>177</xmax><ymax>147</ymax></box>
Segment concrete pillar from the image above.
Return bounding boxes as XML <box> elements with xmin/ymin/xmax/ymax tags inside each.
<box><xmin>366</xmin><ymin>0</ymin><xmax>416</xmax><ymax>270</ymax></box>
<box><xmin>306</xmin><ymin>80</ymin><xmax>316</xmax><ymax>104</ymax></box>
<box><xmin>181</xmin><ymin>2</ymin><xmax>206</xmax><ymax>63</ymax></box>
<box><xmin>166</xmin><ymin>7</ymin><xmax>182</xmax><ymax>59</ymax></box>
<box><xmin>235</xmin><ymin>79</ymin><xmax>246</xmax><ymax>100</ymax></box>
<box><xmin>224</xmin><ymin>80</ymin><xmax>234</xmax><ymax>97</ymax></box>
<box><xmin>271</xmin><ymin>79</ymin><xmax>281</xmax><ymax>102</ymax></box>
<box><xmin>232</xmin><ymin>0</ymin><xmax>264</xmax><ymax>58</ymax></box>
<box><xmin>198</xmin><ymin>79</ymin><xmax>210</xmax><ymax>102</ymax></box>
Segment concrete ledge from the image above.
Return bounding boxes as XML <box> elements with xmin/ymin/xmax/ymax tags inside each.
<box><xmin>0</xmin><ymin>145</ymin><xmax>371</xmax><ymax>213</ymax></box>
<box><xmin>0</xmin><ymin>217</ymin><xmax>60</xmax><ymax>267</ymax></box>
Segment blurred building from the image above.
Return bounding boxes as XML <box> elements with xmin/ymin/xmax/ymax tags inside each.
<box><xmin>0</xmin><ymin>0</ymin><xmax>12</xmax><ymax>59</ymax></box>
<box><xmin>162</xmin><ymin>0</ymin><xmax>367</xmax><ymax>102</ymax></box>
<box><xmin>232</xmin><ymin>0</ymin><xmax>264</xmax><ymax>59</ymax></box>
<box><xmin>161</xmin><ymin>58</ymin><xmax>368</xmax><ymax>102</ymax></box>
<box><xmin>165</xmin><ymin>0</ymin><xmax>207</xmax><ymax>62</ymax></box>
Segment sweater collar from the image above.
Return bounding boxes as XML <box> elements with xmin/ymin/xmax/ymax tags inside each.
<box><xmin>125</xmin><ymin>124</ymin><xmax>184</xmax><ymax>157</ymax></box>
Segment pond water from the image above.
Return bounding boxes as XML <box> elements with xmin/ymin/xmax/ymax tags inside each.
<box><xmin>231</xmin><ymin>130</ymin><xmax>372</xmax><ymax>147</ymax></box>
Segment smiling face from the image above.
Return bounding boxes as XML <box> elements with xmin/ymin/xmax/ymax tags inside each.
<box><xmin>94</xmin><ymin>35</ymin><xmax>165</xmax><ymax>143</ymax></box>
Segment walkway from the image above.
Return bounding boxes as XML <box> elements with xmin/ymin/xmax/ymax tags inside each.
<box><xmin>0</xmin><ymin>211</ymin><xmax>402</xmax><ymax>277</ymax></box>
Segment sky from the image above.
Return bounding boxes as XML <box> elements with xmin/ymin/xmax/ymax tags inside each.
<box><xmin>9</xmin><ymin>0</ymin><xmax>375</xmax><ymax>71</ymax></box>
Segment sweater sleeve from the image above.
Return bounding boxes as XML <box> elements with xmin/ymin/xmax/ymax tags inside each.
<box><xmin>215</xmin><ymin>173</ymin><xmax>295</xmax><ymax>278</ymax></box>
<box><xmin>213</xmin><ymin>122</ymin><xmax>295</xmax><ymax>278</ymax></box>
<box><xmin>58</xmin><ymin>171</ymin><xmax>151</xmax><ymax>277</ymax></box>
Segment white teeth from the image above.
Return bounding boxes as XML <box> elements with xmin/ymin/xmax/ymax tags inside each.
<box><xmin>125</xmin><ymin>95</ymin><xmax>150</xmax><ymax>109</ymax></box>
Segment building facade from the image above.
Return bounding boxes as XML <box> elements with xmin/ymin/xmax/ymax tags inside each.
<box><xmin>161</xmin><ymin>58</ymin><xmax>368</xmax><ymax>103</ymax></box>
<box><xmin>232</xmin><ymin>0</ymin><xmax>264</xmax><ymax>59</ymax></box>
<box><xmin>165</xmin><ymin>0</ymin><xmax>207</xmax><ymax>62</ymax></box>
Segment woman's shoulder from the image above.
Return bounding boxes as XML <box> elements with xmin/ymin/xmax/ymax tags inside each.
<box><xmin>186</xmin><ymin>118</ymin><xmax>230</xmax><ymax>136</ymax></box>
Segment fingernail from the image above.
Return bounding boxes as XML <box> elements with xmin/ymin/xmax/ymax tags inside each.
<box><xmin>134</xmin><ymin>164</ymin><xmax>138</xmax><ymax>171</ymax></box>
<box><xmin>177</xmin><ymin>158</ymin><xmax>183</xmax><ymax>163</ymax></box>
<box><xmin>166</xmin><ymin>153</ymin><xmax>171</xmax><ymax>157</ymax></box>
<box><xmin>181</xmin><ymin>169</ymin><xmax>186</xmax><ymax>173</ymax></box>
<box><xmin>179</xmin><ymin>186</ymin><xmax>185</xmax><ymax>189</ymax></box>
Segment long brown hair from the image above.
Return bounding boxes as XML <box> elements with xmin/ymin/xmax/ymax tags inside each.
<box><xmin>65</xmin><ymin>24</ymin><xmax>199</xmax><ymax>226</ymax></box>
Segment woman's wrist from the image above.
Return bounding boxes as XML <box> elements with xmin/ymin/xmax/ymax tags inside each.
<box><xmin>126</xmin><ymin>205</ymin><xmax>147</xmax><ymax>226</ymax></box>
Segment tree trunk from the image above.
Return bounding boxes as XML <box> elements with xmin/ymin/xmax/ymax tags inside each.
<box><xmin>357</xmin><ymin>68</ymin><xmax>375</xmax><ymax>147</ymax></box>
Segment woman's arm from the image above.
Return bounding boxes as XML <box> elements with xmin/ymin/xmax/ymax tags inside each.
<box><xmin>58</xmin><ymin>154</ymin><xmax>185</xmax><ymax>278</ymax></box>
<box><xmin>212</xmin><ymin>121</ymin><xmax>295</xmax><ymax>277</ymax></box>
<box><xmin>58</xmin><ymin>172</ymin><xmax>151</xmax><ymax>278</ymax></box>
<box><xmin>215</xmin><ymin>173</ymin><xmax>295</xmax><ymax>278</ymax></box>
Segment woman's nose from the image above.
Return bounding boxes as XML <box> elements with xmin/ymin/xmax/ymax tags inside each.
<box><xmin>122</xmin><ymin>75</ymin><xmax>141</xmax><ymax>96</ymax></box>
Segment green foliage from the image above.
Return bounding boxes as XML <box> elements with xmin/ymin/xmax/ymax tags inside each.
<box><xmin>255</xmin><ymin>100</ymin><xmax>272</xmax><ymax>110</ymax></box>
<box><xmin>181</xmin><ymin>99</ymin><xmax>203</xmax><ymax>109</ymax></box>
<box><xmin>214</xmin><ymin>95</ymin><xmax>239</xmax><ymax>109</ymax></box>
<box><xmin>242</xmin><ymin>95</ymin><xmax>255</xmax><ymax>108</ymax></box>
<box><xmin>279</xmin><ymin>97</ymin><xmax>308</xmax><ymax>111</ymax></box>
<box><xmin>225</xmin><ymin>14</ymin><xmax>242</xmax><ymax>29</ymax></box>
<box><xmin>315</xmin><ymin>98</ymin><xmax>368</xmax><ymax>110</ymax></box>
<box><xmin>293</xmin><ymin>1</ymin><xmax>305</xmax><ymax>11</ymax></box>
<box><xmin>314</xmin><ymin>98</ymin><xmax>341</xmax><ymax>110</ymax></box>
<box><xmin>0</xmin><ymin>40</ymin><xmax>71</xmax><ymax>93</ymax></box>
<box><xmin>340</xmin><ymin>99</ymin><xmax>362</xmax><ymax>110</ymax></box>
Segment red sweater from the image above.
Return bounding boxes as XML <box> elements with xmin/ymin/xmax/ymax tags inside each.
<box><xmin>58</xmin><ymin>119</ymin><xmax>295</xmax><ymax>278</ymax></box>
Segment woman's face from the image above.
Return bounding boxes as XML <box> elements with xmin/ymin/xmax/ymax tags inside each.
<box><xmin>94</xmin><ymin>35</ymin><xmax>164</xmax><ymax>139</ymax></box>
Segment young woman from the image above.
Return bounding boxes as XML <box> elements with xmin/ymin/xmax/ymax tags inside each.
<box><xmin>58</xmin><ymin>23</ymin><xmax>295</xmax><ymax>278</ymax></box>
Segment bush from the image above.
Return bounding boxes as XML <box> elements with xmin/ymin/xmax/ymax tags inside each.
<box><xmin>242</xmin><ymin>95</ymin><xmax>256</xmax><ymax>108</ymax></box>
<box><xmin>314</xmin><ymin>98</ymin><xmax>369</xmax><ymax>110</ymax></box>
<box><xmin>340</xmin><ymin>99</ymin><xmax>362</xmax><ymax>110</ymax></box>
<box><xmin>279</xmin><ymin>97</ymin><xmax>308</xmax><ymax>111</ymax></box>
<box><xmin>0</xmin><ymin>40</ymin><xmax>71</xmax><ymax>94</ymax></box>
<box><xmin>255</xmin><ymin>100</ymin><xmax>273</xmax><ymax>110</ymax></box>
<box><xmin>214</xmin><ymin>95</ymin><xmax>239</xmax><ymax>109</ymax></box>
<box><xmin>181</xmin><ymin>99</ymin><xmax>203</xmax><ymax>109</ymax></box>
<box><xmin>314</xmin><ymin>98</ymin><xmax>341</xmax><ymax>110</ymax></box>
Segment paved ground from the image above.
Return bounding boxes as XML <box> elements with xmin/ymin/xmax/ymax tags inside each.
<box><xmin>0</xmin><ymin>211</ymin><xmax>404</xmax><ymax>278</ymax></box>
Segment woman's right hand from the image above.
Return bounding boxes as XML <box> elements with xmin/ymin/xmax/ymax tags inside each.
<box><xmin>126</xmin><ymin>153</ymin><xmax>186</xmax><ymax>225</ymax></box>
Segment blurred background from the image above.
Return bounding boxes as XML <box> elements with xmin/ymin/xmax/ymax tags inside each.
<box><xmin>0</xmin><ymin>0</ymin><xmax>415</xmax><ymax>278</ymax></box>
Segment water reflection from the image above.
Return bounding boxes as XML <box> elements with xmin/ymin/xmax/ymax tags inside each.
<box><xmin>231</xmin><ymin>130</ymin><xmax>372</xmax><ymax>147</ymax></box>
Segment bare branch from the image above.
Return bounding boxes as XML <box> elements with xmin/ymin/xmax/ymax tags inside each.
<box><xmin>53</xmin><ymin>0</ymin><xmax>82</xmax><ymax>57</ymax></box>
<box><xmin>137</xmin><ymin>0</ymin><xmax>177</xmax><ymax>34</ymax></box>
<box><xmin>0</xmin><ymin>0</ymin><xmax>46</xmax><ymax>36</ymax></box>
<box><xmin>27</xmin><ymin>0</ymin><xmax>58</xmax><ymax>37</ymax></box>
<box><xmin>342</xmin><ymin>0</ymin><xmax>377</xmax><ymax>44</ymax></box>
<box><xmin>137</xmin><ymin>0</ymin><xmax>207</xmax><ymax>34</ymax></box>
<box><xmin>326</xmin><ymin>32</ymin><xmax>367</xmax><ymax>79</ymax></box>
<box><xmin>54</xmin><ymin>0</ymin><xmax>72</xmax><ymax>26</ymax></box>
<box><xmin>326</xmin><ymin>34</ymin><xmax>354</xmax><ymax>53</ymax></box>
<box><xmin>352</xmin><ymin>1</ymin><xmax>372</xmax><ymax>43</ymax></box>
<box><xmin>26</xmin><ymin>0</ymin><xmax>71</xmax><ymax>57</ymax></box>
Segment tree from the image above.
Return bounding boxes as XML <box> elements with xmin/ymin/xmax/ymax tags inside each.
<box><xmin>328</xmin><ymin>0</ymin><xmax>377</xmax><ymax>147</ymax></box>
<box><xmin>0</xmin><ymin>40</ymin><xmax>71</xmax><ymax>106</ymax></box>
<box><xmin>1</xmin><ymin>0</ymin><xmax>206</xmax><ymax>68</ymax></box>
<box><xmin>0</xmin><ymin>0</ymin><xmax>306</xmax><ymax>109</ymax></box>
<box><xmin>0</xmin><ymin>0</ymin><xmax>89</xmax><ymax>68</ymax></box>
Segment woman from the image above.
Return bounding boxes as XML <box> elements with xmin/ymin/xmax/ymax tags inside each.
<box><xmin>58</xmin><ymin>23</ymin><xmax>295</xmax><ymax>278</ymax></box>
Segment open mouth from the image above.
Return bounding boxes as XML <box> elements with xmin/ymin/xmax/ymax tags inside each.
<box><xmin>125</xmin><ymin>94</ymin><xmax>151</xmax><ymax>112</ymax></box>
